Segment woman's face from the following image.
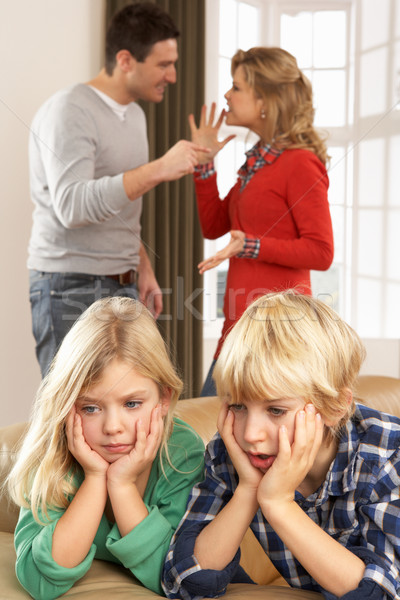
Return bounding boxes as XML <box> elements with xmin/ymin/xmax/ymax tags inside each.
<box><xmin>224</xmin><ymin>65</ymin><xmax>264</xmax><ymax>132</ymax></box>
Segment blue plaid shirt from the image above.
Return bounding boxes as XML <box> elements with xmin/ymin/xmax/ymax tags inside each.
<box><xmin>163</xmin><ymin>404</ymin><xmax>400</xmax><ymax>600</ymax></box>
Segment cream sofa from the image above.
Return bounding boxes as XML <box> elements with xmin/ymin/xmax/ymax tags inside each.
<box><xmin>1</xmin><ymin>375</ymin><xmax>400</xmax><ymax>600</ymax></box>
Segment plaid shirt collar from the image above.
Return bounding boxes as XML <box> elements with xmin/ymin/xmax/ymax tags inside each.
<box><xmin>238</xmin><ymin>141</ymin><xmax>283</xmax><ymax>190</ymax></box>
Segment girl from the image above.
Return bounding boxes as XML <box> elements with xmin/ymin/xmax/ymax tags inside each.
<box><xmin>8</xmin><ymin>297</ymin><xmax>205</xmax><ymax>600</ymax></box>
<box><xmin>189</xmin><ymin>47</ymin><xmax>334</xmax><ymax>395</ymax></box>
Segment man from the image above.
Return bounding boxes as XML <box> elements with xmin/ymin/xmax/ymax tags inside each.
<box><xmin>28</xmin><ymin>2</ymin><xmax>208</xmax><ymax>376</ymax></box>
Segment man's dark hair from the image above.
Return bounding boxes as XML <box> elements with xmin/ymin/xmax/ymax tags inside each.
<box><xmin>105</xmin><ymin>2</ymin><xmax>180</xmax><ymax>74</ymax></box>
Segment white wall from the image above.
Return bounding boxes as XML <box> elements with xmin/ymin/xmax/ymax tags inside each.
<box><xmin>0</xmin><ymin>0</ymin><xmax>106</xmax><ymax>427</ymax></box>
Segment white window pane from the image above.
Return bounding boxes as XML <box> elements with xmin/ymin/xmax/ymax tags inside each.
<box><xmin>361</xmin><ymin>0</ymin><xmax>390</xmax><ymax>51</ymax></box>
<box><xmin>348</xmin><ymin>62</ymin><xmax>355</xmax><ymax>126</ymax></box>
<box><xmin>387</xmin><ymin>210</ymin><xmax>400</xmax><ymax>280</ymax></box>
<box><xmin>280</xmin><ymin>12</ymin><xmax>312</xmax><ymax>69</ymax></box>
<box><xmin>328</xmin><ymin>146</ymin><xmax>346</xmax><ymax>206</ymax></box>
<box><xmin>346</xmin><ymin>148</ymin><xmax>354</xmax><ymax>208</ymax></box>
<box><xmin>358</xmin><ymin>138</ymin><xmax>385</xmax><ymax>207</ymax></box>
<box><xmin>218</xmin><ymin>56</ymin><xmax>232</xmax><ymax>111</ymax></box>
<box><xmin>357</xmin><ymin>210</ymin><xmax>383</xmax><ymax>277</ymax></box>
<box><xmin>386</xmin><ymin>284</ymin><xmax>400</xmax><ymax>337</ymax></box>
<box><xmin>330</xmin><ymin>204</ymin><xmax>344</xmax><ymax>263</ymax></box>
<box><xmin>356</xmin><ymin>278</ymin><xmax>382</xmax><ymax>337</ymax></box>
<box><xmin>215</xmin><ymin>138</ymin><xmax>236</xmax><ymax>197</ymax></box>
<box><xmin>313</xmin><ymin>70</ymin><xmax>346</xmax><ymax>127</ymax></box>
<box><xmin>219</xmin><ymin>0</ymin><xmax>237</xmax><ymax>57</ymax></box>
<box><xmin>313</xmin><ymin>11</ymin><xmax>346</xmax><ymax>68</ymax></box>
<box><xmin>360</xmin><ymin>48</ymin><xmax>388</xmax><ymax>117</ymax></box>
<box><xmin>345</xmin><ymin>207</ymin><xmax>353</xmax><ymax>265</ymax></box>
<box><xmin>238</xmin><ymin>3</ymin><xmax>259</xmax><ymax>50</ymax></box>
<box><xmin>216</xmin><ymin>235</ymin><xmax>230</xmax><ymax>254</ymax></box>
<box><xmin>234</xmin><ymin>138</ymin><xmax>246</xmax><ymax>171</ymax></box>
<box><xmin>396</xmin><ymin>0</ymin><xmax>400</xmax><ymax>38</ymax></box>
<box><xmin>393</xmin><ymin>41</ymin><xmax>400</xmax><ymax>110</ymax></box>
<box><xmin>389</xmin><ymin>135</ymin><xmax>400</xmax><ymax>207</ymax></box>
<box><xmin>311</xmin><ymin>266</ymin><xmax>340</xmax><ymax>312</ymax></box>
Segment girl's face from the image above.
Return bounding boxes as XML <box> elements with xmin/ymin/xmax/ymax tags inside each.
<box><xmin>75</xmin><ymin>358</ymin><xmax>170</xmax><ymax>463</ymax></box>
<box><xmin>228</xmin><ymin>396</ymin><xmax>307</xmax><ymax>472</ymax></box>
<box><xmin>224</xmin><ymin>65</ymin><xmax>264</xmax><ymax>132</ymax></box>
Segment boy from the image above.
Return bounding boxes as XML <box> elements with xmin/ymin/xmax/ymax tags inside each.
<box><xmin>163</xmin><ymin>292</ymin><xmax>400</xmax><ymax>600</ymax></box>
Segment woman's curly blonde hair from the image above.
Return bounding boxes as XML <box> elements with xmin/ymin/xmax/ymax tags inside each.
<box><xmin>232</xmin><ymin>47</ymin><xmax>329</xmax><ymax>165</ymax></box>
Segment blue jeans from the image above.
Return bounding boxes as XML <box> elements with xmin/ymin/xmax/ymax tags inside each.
<box><xmin>29</xmin><ymin>271</ymin><xmax>138</xmax><ymax>377</ymax></box>
<box><xmin>200</xmin><ymin>359</ymin><xmax>217</xmax><ymax>397</ymax></box>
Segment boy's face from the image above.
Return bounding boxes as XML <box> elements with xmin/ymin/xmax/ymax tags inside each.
<box><xmin>228</xmin><ymin>397</ymin><xmax>307</xmax><ymax>472</ymax></box>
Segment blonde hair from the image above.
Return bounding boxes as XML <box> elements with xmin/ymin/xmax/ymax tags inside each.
<box><xmin>8</xmin><ymin>297</ymin><xmax>183</xmax><ymax>522</ymax></box>
<box><xmin>213</xmin><ymin>292</ymin><xmax>365</xmax><ymax>438</ymax></box>
<box><xmin>232</xmin><ymin>47</ymin><xmax>328</xmax><ymax>165</ymax></box>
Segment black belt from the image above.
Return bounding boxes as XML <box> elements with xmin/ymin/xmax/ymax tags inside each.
<box><xmin>105</xmin><ymin>270</ymin><xmax>137</xmax><ymax>285</ymax></box>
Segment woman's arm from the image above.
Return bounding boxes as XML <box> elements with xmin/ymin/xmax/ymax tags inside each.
<box><xmin>255</xmin><ymin>151</ymin><xmax>334</xmax><ymax>270</ymax></box>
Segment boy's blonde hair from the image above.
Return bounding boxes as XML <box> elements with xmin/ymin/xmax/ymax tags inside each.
<box><xmin>232</xmin><ymin>47</ymin><xmax>328</xmax><ymax>165</ymax></box>
<box><xmin>213</xmin><ymin>292</ymin><xmax>366</xmax><ymax>437</ymax></box>
<box><xmin>8</xmin><ymin>297</ymin><xmax>183</xmax><ymax>522</ymax></box>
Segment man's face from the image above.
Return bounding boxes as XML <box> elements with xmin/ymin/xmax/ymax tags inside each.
<box><xmin>128</xmin><ymin>38</ymin><xmax>178</xmax><ymax>103</ymax></box>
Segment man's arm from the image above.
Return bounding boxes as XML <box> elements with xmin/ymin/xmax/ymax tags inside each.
<box><xmin>123</xmin><ymin>140</ymin><xmax>210</xmax><ymax>202</ymax></box>
<box><xmin>34</xmin><ymin>98</ymin><xmax>209</xmax><ymax>229</ymax></box>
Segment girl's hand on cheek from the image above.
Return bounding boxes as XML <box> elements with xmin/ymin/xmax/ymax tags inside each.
<box><xmin>218</xmin><ymin>402</ymin><xmax>263</xmax><ymax>492</ymax></box>
<box><xmin>107</xmin><ymin>405</ymin><xmax>163</xmax><ymax>486</ymax></box>
<box><xmin>257</xmin><ymin>404</ymin><xmax>324</xmax><ymax>511</ymax></box>
<box><xmin>66</xmin><ymin>407</ymin><xmax>109</xmax><ymax>477</ymax></box>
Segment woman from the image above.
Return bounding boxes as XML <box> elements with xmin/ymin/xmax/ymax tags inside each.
<box><xmin>189</xmin><ymin>47</ymin><xmax>334</xmax><ymax>396</ymax></box>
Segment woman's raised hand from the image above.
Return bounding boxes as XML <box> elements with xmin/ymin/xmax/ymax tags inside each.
<box><xmin>188</xmin><ymin>103</ymin><xmax>236</xmax><ymax>164</ymax></box>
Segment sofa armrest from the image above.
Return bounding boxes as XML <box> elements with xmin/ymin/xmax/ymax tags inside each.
<box><xmin>0</xmin><ymin>422</ymin><xmax>27</xmax><ymax>533</ymax></box>
<box><xmin>355</xmin><ymin>375</ymin><xmax>400</xmax><ymax>418</ymax></box>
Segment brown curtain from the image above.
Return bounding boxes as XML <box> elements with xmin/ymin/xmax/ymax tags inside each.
<box><xmin>105</xmin><ymin>0</ymin><xmax>205</xmax><ymax>398</ymax></box>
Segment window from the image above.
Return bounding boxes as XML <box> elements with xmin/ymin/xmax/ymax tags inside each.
<box><xmin>204</xmin><ymin>0</ymin><xmax>400</xmax><ymax>345</ymax></box>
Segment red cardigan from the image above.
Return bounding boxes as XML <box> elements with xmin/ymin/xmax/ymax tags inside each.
<box><xmin>195</xmin><ymin>148</ymin><xmax>334</xmax><ymax>359</ymax></box>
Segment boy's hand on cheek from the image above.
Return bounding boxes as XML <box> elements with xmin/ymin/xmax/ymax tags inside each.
<box><xmin>66</xmin><ymin>408</ymin><xmax>109</xmax><ymax>477</ymax></box>
<box><xmin>257</xmin><ymin>404</ymin><xmax>324</xmax><ymax>514</ymax></box>
<box><xmin>218</xmin><ymin>403</ymin><xmax>263</xmax><ymax>493</ymax></box>
<box><xmin>107</xmin><ymin>405</ymin><xmax>163</xmax><ymax>487</ymax></box>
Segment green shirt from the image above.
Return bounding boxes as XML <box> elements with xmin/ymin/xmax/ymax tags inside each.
<box><xmin>14</xmin><ymin>418</ymin><xmax>205</xmax><ymax>599</ymax></box>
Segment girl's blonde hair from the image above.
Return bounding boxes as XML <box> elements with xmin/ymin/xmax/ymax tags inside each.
<box><xmin>232</xmin><ymin>47</ymin><xmax>328</xmax><ymax>165</ymax></box>
<box><xmin>213</xmin><ymin>292</ymin><xmax>366</xmax><ymax>438</ymax></box>
<box><xmin>8</xmin><ymin>297</ymin><xmax>183</xmax><ymax>522</ymax></box>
